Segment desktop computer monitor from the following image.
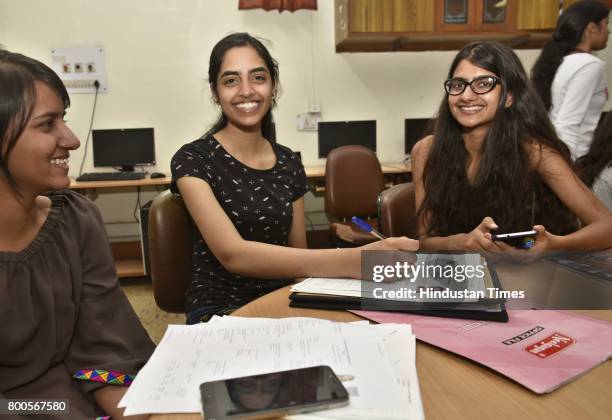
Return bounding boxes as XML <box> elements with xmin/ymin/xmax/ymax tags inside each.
<box><xmin>92</xmin><ymin>128</ymin><xmax>156</xmax><ymax>172</ymax></box>
<box><xmin>318</xmin><ymin>120</ymin><xmax>376</xmax><ymax>158</ymax></box>
<box><xmin>405</xmin><ymin>118</ymin><xmax>434</xmax><ymax>155</ymax></box>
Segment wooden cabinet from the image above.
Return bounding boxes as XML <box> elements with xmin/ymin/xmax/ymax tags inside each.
<box><xmin>344</xmin><ymin>0</ymin><xmax>434</xmax><ymax>32</ymax></box>
<box><xmin>335</xmin><ymin>0</ymin><xmax>434</xmax><ymax>51</ymax></box>
<box><xmin>517</xmin><ymin>0</ymin><xmax>559</xmax><ymax>30</ymax></box>
<box><xmin>434</xmin><ymin>0</ymin><xmax>517</xmax><ymax>32</ymax></box>
<box><xmin>335</xmin><ymin>0</ymin><xmax>567</xmax><ymax>52</ymax></box>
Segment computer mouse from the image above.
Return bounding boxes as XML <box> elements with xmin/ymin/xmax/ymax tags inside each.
<box><xmin>150</xmin><ymin>172</ymin><xmax>166</xmax><ymax>179</ymax></box>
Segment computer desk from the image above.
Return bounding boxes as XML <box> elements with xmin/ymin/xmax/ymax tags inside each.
<box><xmin>304</xmin><ymin>162</ymin><xmax>411</xmax><ymax>193</ymax></box>
<box><xmin>68</xmin><ymin>162</ymin><xmax>411</xmax><ymax>192</ymax></box>
<box><xmin>150</xmin><ymin>291</ymin><xmax>611</xmax><ymax>420</ymax></box>
<box><xmin>69</xmin><ymin>176</ymin><xmax>172</xmax><ymax>194</ymax></box>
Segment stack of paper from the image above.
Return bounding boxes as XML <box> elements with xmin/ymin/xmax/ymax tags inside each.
<box><xmin>119</xmin><ymin>316</ymin><xmax>424</xmax><ymax>419</ymax></box>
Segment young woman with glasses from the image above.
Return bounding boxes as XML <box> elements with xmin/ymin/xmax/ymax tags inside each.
<box><xmin>411</xmin><ymin>41</ymin><xmax>612</xmax><ymax>255</ymax></box>
<box><xmin>531</xmin><ymin>0</ymin><xmax>609</xmax><ymax>160</ymax></box>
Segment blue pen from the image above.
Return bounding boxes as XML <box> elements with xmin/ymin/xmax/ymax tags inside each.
<box><xmin>351</xmin><ymin>216</ymin><xmax>386</xmax><ymax>240</ymax></box>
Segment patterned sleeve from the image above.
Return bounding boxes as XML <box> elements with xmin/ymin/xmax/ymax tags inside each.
<box><xmin>288</xmin><ymin>151</ymin><xmax>309</xmax><ymax>202</ymax></box>
<box><xmin>170</xmin><ymin>141</ymin><xmax>213</xmax><ymax>196</ymax></box>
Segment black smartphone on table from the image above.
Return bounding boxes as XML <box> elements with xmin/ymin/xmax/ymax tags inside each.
<box><xmin>492</xmin><ymin>230</ymin><xmax>538</xmax><ymax>249</ymax></box>
<box><xmin>200</xmin><ymin>365</ymin><xmax>349</xmax><ymax>420</ymax></box>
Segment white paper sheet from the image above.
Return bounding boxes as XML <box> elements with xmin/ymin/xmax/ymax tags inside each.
<box><xmin>289</xmin><ymin>324</ymin><xmax>424</xmax><ymax>420</ymax></box>
<box><xmin>121</xmin><ymin>317</ymin><xmax>416</xmax><ymax>417</ymax></box>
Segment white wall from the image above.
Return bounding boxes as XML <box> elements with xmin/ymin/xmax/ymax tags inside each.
<box><xmin>2</xmin><ymin>0</ymin><xmax>611</xmax><ymax>239</ymax></box>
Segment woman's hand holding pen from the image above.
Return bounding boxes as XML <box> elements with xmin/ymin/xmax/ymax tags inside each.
<box><xmin>351</xmin><ymin>216</ymin><xmax>419</xmax><ymax>251</ymax></box>
<box><xmin>348</xmin><ymin>237</ymin><xmax>419</xmax><ymax>280</ymax></box>
<box><xmin>344</xmin><ymin>216</ymin><xmax>418</xmax><ymax>280</ymax></box>
<box><xmin>361</xmin><ymin>236</ymin><xmax>419</xmax><ymax>252</ymax></box>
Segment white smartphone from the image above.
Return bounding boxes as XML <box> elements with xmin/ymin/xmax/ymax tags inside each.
<box><xmin>200</xmin><ymin>365</ymin><xmax>349</xmax><ymax>420</ymax></box>
<box><xmin>492</xmin><ymin>230</ymin><xmax>538</xmax><ymax>248</ymax></box>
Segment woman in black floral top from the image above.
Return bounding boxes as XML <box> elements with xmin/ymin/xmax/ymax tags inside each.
<box><xmin>171</xmin><ymin>33</ymin><xmax>418</xmax><ymax>323</ymax></box>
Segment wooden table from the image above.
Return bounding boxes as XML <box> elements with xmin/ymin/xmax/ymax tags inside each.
<box><xmin>152</xmin><ymin>283</ymin><xmax>612</xmax><ymax>420</ymax></box>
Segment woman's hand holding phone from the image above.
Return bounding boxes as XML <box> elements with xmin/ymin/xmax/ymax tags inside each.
<box><xmin>462</xmin><ymin>218</ymin><xmax>555</xmax><ymax>262</ymax></box>
<box><xmin>505</xmin><ymin>225</ymin><xmax>560</xmax><ymax>263</ymax></box>
<box><xmin>460</xmin><ymin>218</ymin><xmax>563</xmax><ymax>264</ymax></box>
<box><xmin>462</xmin><ymin>217</ymin><xmax>506</xmax><ymax>252</ymax></box>
<box><xmin>492</xmin><ymin>230</ymin><xmax>538</xmax><ymax>249</ymax></box>
<box><xmin>491</xmin><ymin>225</ymin><xmax>562</xmax><ymax>263</ymax></box>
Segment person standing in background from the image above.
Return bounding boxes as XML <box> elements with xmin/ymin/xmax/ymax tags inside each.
<box><xmin>531</xmin><ymin>0</ymin><xmax>609</xmax><ymax>160</ymax></box>
<box><xmin>576</xmin><ymin>111</ymin><xmax>612</xmax><ymax>210</ymax></box>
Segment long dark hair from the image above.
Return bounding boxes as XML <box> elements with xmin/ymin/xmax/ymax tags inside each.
<box><xmin>531</xmin><ymin>0</ymin><xmax>609</xmax><ymax>110</ymax></box>
<box><xmin>206</xmin><ymin>32</ymin><xmax>279</xmax><ymax>142</ymax></box>
<box><xmin>576</xmin><ymin>112</ymin><xmax>612</xmax><ymax>187</ymax></box>
<box><xmin>0</xmin><ymin>50</ymin><xmax>70</xmax><ymax>192</ymax></box>
<box><xmin>419</xmin><ymin>42</ymin><xmax>577</xmax><ymax>238</ymax></box>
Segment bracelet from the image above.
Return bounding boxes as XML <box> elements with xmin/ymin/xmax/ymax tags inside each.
<box><xmin>73</xmin><ymin>369</ymin><xmax>135</xmax><ymax>386</ymax></box>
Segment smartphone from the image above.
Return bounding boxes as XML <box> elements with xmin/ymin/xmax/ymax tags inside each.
<box><xmin>200</xmin><ymin>365</ymin><xmax>350</xmax><ymax>420</ymax></box>
<box><xmin>492</xmin><ymin>230</ymin><xmax>537</xmax><ymax>249</ymax></box>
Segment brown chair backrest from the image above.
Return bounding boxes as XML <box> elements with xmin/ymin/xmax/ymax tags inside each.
<box><xmin>377</xmin><ymin>182</ymin><xmax>417</xmax><ymax>238</ymax></box>
<box><xmin>325</xmin><ymin>145</ymin><xmax>385</xmax><ymax>219</ymax></box>
<box><xmin>148</xmin><ymin>190</ymin><xmax>192</xmax><ymax>313</ymax></box>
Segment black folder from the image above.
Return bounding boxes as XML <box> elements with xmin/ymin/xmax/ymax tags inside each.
<box><xmin>289</xmin><ymin>258</ymin><xmax>509</xmax><ymax>322</ymax></box>
<box><xmin>289</xmin><ymin>292</ymin><xmax>509</xmax><ymax>322</ymax></box>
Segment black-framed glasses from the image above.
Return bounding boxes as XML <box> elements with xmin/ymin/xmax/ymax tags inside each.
<box><xmin>444</xmin><ymin>76</ymin><xmax>501</xmax><ymax>95</ymax></box>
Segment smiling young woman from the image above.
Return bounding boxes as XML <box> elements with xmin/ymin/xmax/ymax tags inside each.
<box><xmin>411</xmin><ymin>41</ymin><xmax>612</xmax><ymax>256</ymax></box>
<box><xmin>0</xmin><ymin>50</ymin><xmax>154</xmax><ymax>419</ymax></box>
<box><xmin>170</xmin><ymin>33</ymin><xmax>418</xmax><ymax>324</ymax></box>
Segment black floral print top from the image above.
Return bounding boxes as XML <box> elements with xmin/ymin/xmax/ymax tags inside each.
<box><xmin>170</xmin><ymin>134</ymin><xmax>308</xmax><ymax>313</ymax></box>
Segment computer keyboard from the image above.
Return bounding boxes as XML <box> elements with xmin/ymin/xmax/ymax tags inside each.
<box><xmin>76</xmin><ymin>172</ymin><xmax>146</xmax><ymax>182</ymax></box>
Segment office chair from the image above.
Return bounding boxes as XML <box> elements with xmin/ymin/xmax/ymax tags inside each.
<box><xmin>148</xmin><ymin>189</ymin><xmax>192</xmax><ymax>313</ymax></box>
<box><xmin>325</xmin><ymin>145</ymin><xmax>385</xmax><ymax>245</ymax></box>
<box><xmin>377</xmin><ymin>182</ymin><xmax>417</xmax><ymax>238</ymax></box>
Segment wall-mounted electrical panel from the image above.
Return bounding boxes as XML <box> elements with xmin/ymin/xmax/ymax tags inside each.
<box><xmin>51</xmin><ymin>46</ymin><xmax>108</xmax><ymax>94</ymax></box>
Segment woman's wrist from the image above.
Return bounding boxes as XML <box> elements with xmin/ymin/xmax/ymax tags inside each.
<box><xmin>449</xmin><ymin>233</ymin><xmax>468</xmax><ymax>251</ymax></box>
<box><xmin>545</xmin><ymin>233</ymin><xmax>565</xmax><ymax>251</ymax></box>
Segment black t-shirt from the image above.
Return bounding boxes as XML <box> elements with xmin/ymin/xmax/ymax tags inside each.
<box><xmin>170</xmin><ymin>134</ymin><xmax>309</xmax><ymax>313</ymax></box>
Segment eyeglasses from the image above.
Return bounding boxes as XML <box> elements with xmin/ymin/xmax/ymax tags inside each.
<box><xmin>444</xmin><ymin>76</ymin><xmax>501</xmax><ymax>96</ymax></box>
